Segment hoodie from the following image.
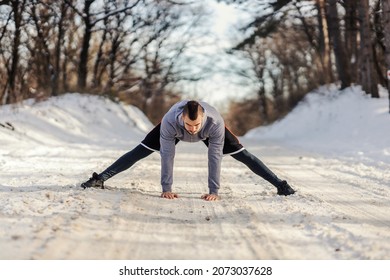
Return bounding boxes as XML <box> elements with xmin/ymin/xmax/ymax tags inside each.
<box><xmin>160</xmin><ymin>100</ymin><xmax>225</xmax><ymax>194</ymax></box>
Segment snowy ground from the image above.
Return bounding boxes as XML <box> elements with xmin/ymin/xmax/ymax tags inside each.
<box><xmin>1</xmin><ymin>87</ymin><xmax>389</xmax><ymax>260</ymax></box>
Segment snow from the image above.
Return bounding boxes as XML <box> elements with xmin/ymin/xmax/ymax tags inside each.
<box><xmin>246</xmin><ymin>84</ymin><xmax>390</xmax><ymax>163</ymax></box>
<box><xmin>0</xmin><ymin>86</ymin><xmax>390</xmax><ymax>261</ymax></box>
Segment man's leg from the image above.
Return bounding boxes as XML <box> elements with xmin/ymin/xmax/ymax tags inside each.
<box><xmin>81</xmin><ymin>124</ymin><xmax>162</xmax><ymax>188</ymax></box>
<box><xmin>99</xmin><ymin>122</ymin><xmax>165</xmax><ymax>181</ymax></box>
<box><xmin>231</xmin><ymin>149</ymin><xmax>283</xmax><ymax>187</ymax></box>
<box><xmin>231</xmin><ymin>149</ymin><xmax>295</xmax><ymax>195</ymax></box>
<box><xmin>98</xmin><ymin>144</ymin><xmax>153</xmax><ymax>181</ymax></box>
<box><xmin>81</xmin><ymin>145</ymin><xmax>153</xmax><ymax>188</ymax></box>
<box><xmin>222</xmin><ymin>127</ymin><xmax>295</xmax><ymax>195</ymax></box>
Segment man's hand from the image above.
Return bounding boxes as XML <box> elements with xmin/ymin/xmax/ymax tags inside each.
<box><xmin>201</xmin><ymin>194</ymin><xmax>219</xmax><ymax>201</ymax></box>
<box><xmin>161</xmin><ymin>192</ymin><xmax>179</xmax><ymax>199</ymax></box>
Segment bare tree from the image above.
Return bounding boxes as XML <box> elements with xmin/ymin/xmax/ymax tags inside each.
<box><xmin>64</xmin><ymin>0</ymin><xmax>142</xmax><ymax>91</ymax></box>
<box><xmin>326</xmin><ymin>0</ymin><xmax>351</xmax><ymax>89</ymax></box>
<box><xmin>53</xmin><ymin>1</ymin><xmax>72</xmax><ymax>96</ymax></box>
<box><xmin>25</xmin><ymin>0</ymin><xmax>79</xmax><ymax>98</ymax></box>
<box><xmin>1</xmin><ymin>0</ymin><xmax>27</xmax><ymax>104</ymax></box>
<box><xmin>343</xmin><ymin>0</ymin><xmax>359</xmax><ymax>83</ymax></box>
<box><xmin>29</xmin><ymin>0</ymin><xmax>55</xmax><ymax>97</ymax></box>
<box><xmin>358</xmin><ymin>0</ymin><xmax>379</xmax><ymax>97</ymax></box>
<box><xmin>382</xmin><ymin>0</ymin><xmax>390</xmax><ymax>112</ymax></box>
<box><xmin>315</xmin><ymin>0</ymin><xmax>333</xmax><ymax>84</ymax></box>
<box><xmin>113</xmin><ymin>0</ymin><xmax>205</xmax><ymax>123</ymax></box>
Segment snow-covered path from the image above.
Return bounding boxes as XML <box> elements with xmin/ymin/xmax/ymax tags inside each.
<box><xmin>1</xmin><ymin>91</ymin><xmax>389</xmax><ymax>260</ymax></box>
<box><xmin>1</xmin><ymin>139</ymin><xmax>389</xmax><ymax>260</ymax></box>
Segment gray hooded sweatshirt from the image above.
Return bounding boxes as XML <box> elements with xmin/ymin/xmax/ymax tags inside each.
<box><xmin>160</xmin><ymin>100</ymin><xmax>225</xmax><ymax>194</ymax></box>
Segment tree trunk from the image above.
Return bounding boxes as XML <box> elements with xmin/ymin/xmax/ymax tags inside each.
<box><xmin>326</xmin><ymin>0</ymin><xmax>351</xmax><ymax>89</ymax></box>
<box><xmin>316</xmin><ymin>0</ymin><xmax>333</xmax><ymax>84</ymax></box>
<box><xmin>53</xmin><ymin>2</ymin><xmax>68</xmax><ymax>96</ymax></box>
<box><xmin>6</xmin><ymin>0</ymin><xmax>25</xmax><ymax>104</ymax></box>
<box><xmin>358</xmin><ymin>0</ymin><xmax>379</xmax><ymax>97</ymax></box>
<box><xmin>78</xmin><ymin>0</ymin><xmax>94</xmax><ymax>91</ymax></box>
<box><xmin>344</xmin><ymin>0</ymin><xmax>359</xmax><ymax>83</ymax></box>
<box><xmin>92</xmin><ymin>27</ymin><xmax>108</xmax><ymax>89</ymax></box>
<box><xmin>107</xmin><ymin>34</ymin><xmax>120</xmax><ymax>91</ymax></box>
<box><xmin>382</xmin><ymin>0</ymin><xmax>390</xmax><ymax>112</ymax></box>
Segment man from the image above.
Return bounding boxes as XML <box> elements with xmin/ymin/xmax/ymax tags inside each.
<box><xmin>81</xmin><ymin>100</ymin><xmax>295</xmax><ymax>200</ymax></box>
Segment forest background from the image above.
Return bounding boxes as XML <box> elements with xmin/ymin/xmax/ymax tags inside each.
<box><xmin>1</xmin><ymin>0</ymin><xmax>390</xmax><ymax>135</ymax></box>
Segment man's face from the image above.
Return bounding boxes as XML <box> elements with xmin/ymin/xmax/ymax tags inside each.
<box><xmin>182</xmin><ymin>114</ymin><xmax>203</xmax><ymax>135</ymax></box>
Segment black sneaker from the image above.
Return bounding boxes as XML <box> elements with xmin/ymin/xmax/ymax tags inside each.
<box><xmin>81</xmin><ymin>172</ymin><xmax>104</xmax><ymax>189</ymax></box>
<box><xmin>277</xmin><ymin>180</ymin><xmax>295</xmax><ymax>196</ymax></box>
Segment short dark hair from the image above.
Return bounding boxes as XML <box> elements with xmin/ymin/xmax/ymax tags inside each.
<box><xmin>183</xmin><ymin>100</ymin><xmax>203</xmax><ymax>121</ymax></box>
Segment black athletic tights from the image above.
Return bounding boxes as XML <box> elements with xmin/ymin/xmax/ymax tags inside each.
<box><xmin>99</xmin><ymin>144</ymin><xmax>153</xmax><ymax>181</ymax></box>
<box><xmin>99</xmin><ymin>144</ymin><xmax>282</xmax><ymax>187</ymax></box>
<box><xmin>230</xmin><ymin>149</ymin><xmax>282</xmax><ymax>187</ymax></box>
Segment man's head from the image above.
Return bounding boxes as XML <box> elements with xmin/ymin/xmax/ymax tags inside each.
<box><xmin>182</xmin><ymin>101</ymin><xmax>204</xmax><ymax>135</ymax></box>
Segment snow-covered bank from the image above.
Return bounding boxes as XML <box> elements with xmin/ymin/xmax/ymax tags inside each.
<box><xmin>246</xmin><ymin>85</ymin><xmax>390</xmax><ymax>164</ymax></box>
<box><xmin>0</xmin><ymin>93</ymin><xmax>152</xmax><ymax>149</ymax></box>
<box><xmin>1</xmin><ymin>88</ymin><xmax>390</xmax><ymax>260</ymax></box>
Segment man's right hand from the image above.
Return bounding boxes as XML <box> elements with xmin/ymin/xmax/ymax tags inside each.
<box><xmin>161</xmin><ymin>192</ymin><xmax>179</xmax><ymax>199</ymax></box>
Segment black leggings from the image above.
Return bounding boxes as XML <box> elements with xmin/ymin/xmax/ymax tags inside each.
<box><xmin>99</xmin><ymin>144</ymin><xmax>282</xmax><ymax>188</ymax></box>
<box><xmin>231</xmin><ymin>149</ymin><xmax>282</xmax><ymax>187</ymax></box>
<box><xmin>99</xmin><ymin>144</ymin><xmax>153</xmax><ymax>181</ymax></box>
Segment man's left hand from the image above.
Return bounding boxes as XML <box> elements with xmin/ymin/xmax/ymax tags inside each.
<box><xmin>201</xmin><ymin>194</ymin><xmax>219</xmax><ymax>201</ymax></box>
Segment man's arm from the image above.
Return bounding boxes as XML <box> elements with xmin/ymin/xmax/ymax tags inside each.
<box><xmin>207</xmin><ymin>124</ymin><xmax>225</xmax><ymax>195</ymax></box>
<box><xmin>160</xmin><ymin>119</ymin><xmax>177</xmax><ymax>194</ymax></box>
